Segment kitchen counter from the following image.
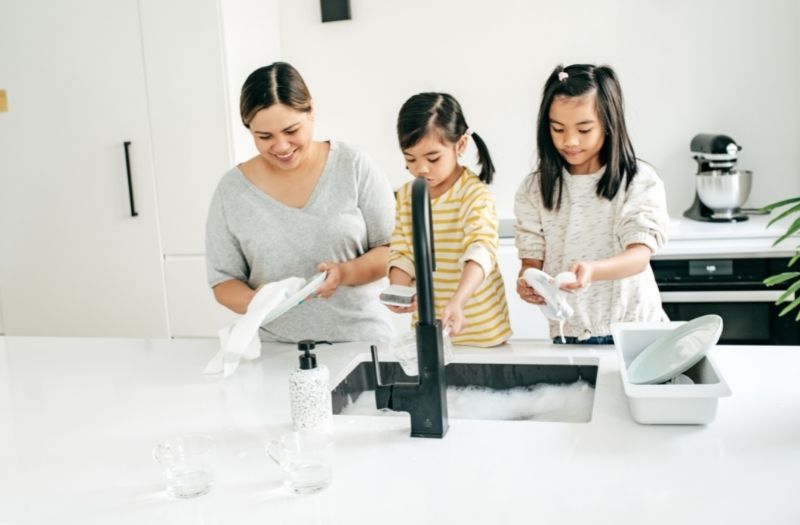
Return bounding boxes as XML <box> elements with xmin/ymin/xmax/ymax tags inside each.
<box><xmin>500</xmin><ymin>214</ymin><xmax>797</xmax><ymax>259</ymax></box>
<box><xmin>1</xmin><ymin>336</ymin><xmax>798</xmax><ymax>524</ymax></box>
<box><xmin>656</xmin><ymin>214</ymin><xmax>797</xmax><ymax>259</ymax></box>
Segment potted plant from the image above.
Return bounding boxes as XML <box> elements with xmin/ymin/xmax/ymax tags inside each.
<box><xmin>763</xmin><ymin>197</ymin><xmax>800</xmax><ymax>320</ymax></box>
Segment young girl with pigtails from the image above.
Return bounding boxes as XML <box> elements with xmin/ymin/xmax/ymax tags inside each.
<box><xmin>386</xmin><ymin>93</ymin><xmax>512</xmax><ymax>347</ymax></box>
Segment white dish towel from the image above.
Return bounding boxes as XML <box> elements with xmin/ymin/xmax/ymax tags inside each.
<box><xmin>204</xmin><ymin>276</ymin><xmax>306</xmax><ymax>377</ymax></box>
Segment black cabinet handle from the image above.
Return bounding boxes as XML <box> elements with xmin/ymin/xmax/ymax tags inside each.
<box><xmin>123</xmin><ymin>141</ymin><xmax>138</xmax><ymax>217</ymax></box>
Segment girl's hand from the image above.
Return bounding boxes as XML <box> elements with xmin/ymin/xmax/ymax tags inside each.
<box><xmin>385</xmin><ymin>297</ymin><xmax>417</xmax><ymax>314</ymax></box>
<box><xmin>441</xmin><ymin>300</ymin><xmax>465</xmax><ymax>335</ymax></box>
<box><xmin>563</xmin><ymin>261</ymin><xmax>595</xmax><ymax>292</ymax></box>
<box><xmin>315</xmin><ymin>261</ymin><xmax>342</xmax><ymax>299</ymax></box>
<box><xmin>517</xmin><ymin>277</ymin><xmax>545</xmax><ymax>304</ymax></box>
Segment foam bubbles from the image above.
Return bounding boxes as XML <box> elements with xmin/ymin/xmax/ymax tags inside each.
<box><xmin>339</xmin><ymin>381</ymin><xmax>594</xmax><ymax>423</ymax></box>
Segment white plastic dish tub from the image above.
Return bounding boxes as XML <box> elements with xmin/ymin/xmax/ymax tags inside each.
<box><xmin>611</xmin><ymin>321</ymin><xmax>732</xmax><ymax>425</ymax></box>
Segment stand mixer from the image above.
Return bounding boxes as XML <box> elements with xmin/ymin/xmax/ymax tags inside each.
<box><xmin>683</xmin><ymin>133</ymin><xmax>753</xmax><ymax>222</ymax></box>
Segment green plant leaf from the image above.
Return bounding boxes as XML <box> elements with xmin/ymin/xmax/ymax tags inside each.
<box><xmin>772</xmin><ymin>217</ymin><xmax>800</xmax><ymax>247</ymax></box>
<box><xmin>779</xmin><ymin>297</ymin><xmax>800</xmax><ymax>317</ymax></box>
<box><xmin>777</xmin><ymin>280</ymin><xmax>800</xmax><ymax>304</ymax></box>
<box><xmin>768</xmin><ymin>203</ymin><xmax>800</xmax><ymax>228</ymax></box>
<box><xmin>789</xmin><ymin>251</ymin><xmax>800</xmax><ymax>267</ymax></box>
<box><xmin>761</xmin><ymin>196</ymin><xmax>800</xmax><ymax>212</ymax></box>
<box><xmin>764</xmin><ymin>272</ymin><xmax>800</xmax><ymax>286</ymax></box>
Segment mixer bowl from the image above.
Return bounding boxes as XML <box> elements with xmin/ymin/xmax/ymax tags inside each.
<box><xmin>696</xmin><ymin>169</ymin><xmax>752</xmax><ymax>218</ymax></box>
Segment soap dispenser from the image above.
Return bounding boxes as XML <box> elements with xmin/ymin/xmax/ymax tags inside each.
<box><xmin>288</xmin><ymin>340</ymin><xmax>333</xmax><ymax>434</ymax></box>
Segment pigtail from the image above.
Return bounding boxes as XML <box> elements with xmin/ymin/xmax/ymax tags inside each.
<box><xmin>398</xmin><ymin>92</ymin><xmax>496</xmax><ymax>185</ymax></box>
<box><xmin>470</xmin><ymin>132</ymin><xmax>495</xmax><ymax>184</ymax></box>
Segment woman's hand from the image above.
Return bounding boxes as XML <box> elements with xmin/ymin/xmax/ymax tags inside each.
<box><xmin>517</xmin><ymin>277</ymin><xmax>545</xmax><ymax>304</ymax></box>
<box><xmin>562</xmin><ymin>261</ymin><xmax>595</xmax><ymax>292</ymax></box>
<box><xmin>315</xmin><ymin>261</ymin><xmax>342</xmax><ymax>298</ymax></box>
<box><xmin>441</xmin><ymin>300</ymin><xmax>466</xmax><ymax>335</ymax></box>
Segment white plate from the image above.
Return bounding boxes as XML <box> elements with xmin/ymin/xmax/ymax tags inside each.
<box><xmin>261</xmin><ymin>271</ymin><xmax>327</xmax><ymax>326</ymax></box>
<box><xmin>627</xmin><ymin>314</ymin><xmax>723</xmax><ymax>385</ymax></box>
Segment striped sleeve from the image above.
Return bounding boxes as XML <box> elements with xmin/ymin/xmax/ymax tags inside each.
<box><xmin>387</xmin><ymin>183</ymin><xmax>416</xmax><ymax>279</ymax></box>
<box><xmin>458</xmin><ymin>180</ymin><xmax>498</xmax><ymax>282</ymax></box>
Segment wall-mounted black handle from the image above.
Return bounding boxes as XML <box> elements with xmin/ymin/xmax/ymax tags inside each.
<box><xmin>123</xmin><ymin>141</ymin><xmax>138</xmax><ymax>217</ymax></box>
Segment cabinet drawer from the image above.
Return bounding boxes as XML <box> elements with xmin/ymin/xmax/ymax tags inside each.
<box><xmin>497</xmin><ymin>242</ymin><xmax>549</xmax><ymax>340</ymax></box>
<box><xmin>164</xmin><ymin>257</ymin><xmax>237</xmax><ymax>338</ymax></box>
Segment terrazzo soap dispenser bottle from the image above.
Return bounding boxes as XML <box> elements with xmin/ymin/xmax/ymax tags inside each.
<box><xmin>289</xmin><ymin>340</ymin><xmax>333</xmax><ymax>434</ymax></box>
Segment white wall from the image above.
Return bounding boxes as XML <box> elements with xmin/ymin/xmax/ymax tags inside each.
<box><xmin>221</xmin><ymin>0</ymin><xmax>282</xmax><ymax>164</ymax></box>
<box><xmin>272</xmin><ymin>0</ymin><xmax>800</xmax><ymax>218</ymax></box>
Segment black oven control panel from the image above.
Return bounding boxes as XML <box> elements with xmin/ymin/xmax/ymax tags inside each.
<box><xmin>651</xmin><ymin>257</ymin><xmax>792</xmax><ymax>290</ymax></box>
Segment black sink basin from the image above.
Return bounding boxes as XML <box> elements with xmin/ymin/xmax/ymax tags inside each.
<box><xmin>331</xmin><ymin>361</ymin><xmax>598</xmax><ymax>422</ymax></box>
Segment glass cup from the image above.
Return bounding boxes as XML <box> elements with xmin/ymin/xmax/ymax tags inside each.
<box><xmin>153</xmin><ymin>435</ymin><xmax>215</xmax><ymax>499</ymax></box>
<box><xmin>267</xmin><ymin>431</ymin><xmax>333</xmax><ymax>494</ymax></box>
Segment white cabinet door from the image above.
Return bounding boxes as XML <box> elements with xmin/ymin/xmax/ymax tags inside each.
<box><xmin>138</xmin><ymin>0</ymin><xmax>233</xmax><ymax>256</ymax></box>
<box><xmin>163</xmin><ymin>257</ymin><xmax>237</xmax><ymax>338</ymax></box>
<box><xmin>0</xmin><ymin>0</ymin><xmax>168</xmax><ymax>337</ymax></box>
<box><xmin>497</xmin><ymin>242</ymin><xmax>549</xmax><ymax>340</ymax></box>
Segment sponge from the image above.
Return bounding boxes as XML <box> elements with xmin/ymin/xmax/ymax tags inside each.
<box><xmin>380</xmin><ymin>284</ymin><xmax>417</xmax><ymax>306</ymax></box>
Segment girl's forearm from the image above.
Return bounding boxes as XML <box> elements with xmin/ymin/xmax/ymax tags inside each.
<box><xmin>518</xmin><ymin>258</ymin><xmax>543</xmax><ymax>276</ymax></box>
<box><xmin>451</xmin><ymin>261</ymin><xmax>485</xmax><ymax>306</ymax></box>
<box><xmin>388</xmin><ymin>266</ymin><xmax>414</xmax><ymax>286</ymax></box>
<box><xmin>589</xmin><ymin>244</ymin><xmax>651</xmax><ymax>281</ymax></box>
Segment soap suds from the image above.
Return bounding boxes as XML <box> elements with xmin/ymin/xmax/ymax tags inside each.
<box><xmin>340</xmin><ymin>380</ymin><xmax>594</xmax><ymax>422</ymax></box>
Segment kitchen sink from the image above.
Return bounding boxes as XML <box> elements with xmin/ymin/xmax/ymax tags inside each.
<box><xmin>331</xmin><ymin>360</ymin><xmax>598</xmax><ymax>422</ymax></box>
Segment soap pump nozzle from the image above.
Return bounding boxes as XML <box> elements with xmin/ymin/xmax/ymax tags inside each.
<box><xmin>297</xmin><ymin>340</ymin><xmax>332</xmax><ymax>370</ymax></box>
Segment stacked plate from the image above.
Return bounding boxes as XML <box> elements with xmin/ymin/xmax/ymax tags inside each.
<box><xmin>611</xmin><ymin>316</ymin><xmax>731</xmax><ymax>425</ymax></box>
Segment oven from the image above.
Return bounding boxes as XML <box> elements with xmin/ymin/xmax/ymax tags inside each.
<box><xmin>651</xmin><ymin>257</ymin><xmax>800</xmax><ymax>345</ymax></box>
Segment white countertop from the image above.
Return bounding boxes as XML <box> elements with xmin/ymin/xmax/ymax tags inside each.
<box><xmin>500</xmin><ymin>213</ymin><xmax>797</xmax><ymax>259</ymax></box>
<box><xmin>1</xmin><ymin>336</ymin><xmax>798</xmax><ymax>524</ymax></box>
<box><xmin>656</xmin><ymin>214</ymin><xmax>797</xmax><ymax>259</ymax></box>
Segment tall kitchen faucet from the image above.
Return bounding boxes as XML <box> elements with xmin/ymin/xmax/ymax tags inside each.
<box><xmin>370</xmin><ymin>177</ymin><xmax>449</xmax><ymax>438</ymax></box>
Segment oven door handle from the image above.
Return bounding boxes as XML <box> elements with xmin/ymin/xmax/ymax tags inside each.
<box><xmin>660</xmin><ymin>290</ymin><xmax>794</xmax><ymax>303</ymax></box>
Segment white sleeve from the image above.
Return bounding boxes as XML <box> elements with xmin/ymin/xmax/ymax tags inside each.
<box><xmin>617</xmin><ymin>164</ymin><xmax>669</xmax><ymax>253</ymax></box>
<box><xmin>513</xmin><ymin>173</ymin><xmax>546</xmax><ymax>261</ymax></box>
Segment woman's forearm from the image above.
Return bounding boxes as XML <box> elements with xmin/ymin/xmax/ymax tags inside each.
<box><xmin>338</xmin><ymin>245</ymin><xmax>390</xmax><ymax>286</ymax></box>
<box><xmin>212</xmin><ymin>279</ymin><xmax>256</xmax><ymax>315</ymax></box>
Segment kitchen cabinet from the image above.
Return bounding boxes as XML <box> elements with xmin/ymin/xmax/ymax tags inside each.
<box><xmin>497</xmin><ymin>242</ymin><xmax>549</xmax><ymax>340</ymax></box>
<box><xmin>164</xmin><ymin>257</ymin><xmax>237</xmax><ymax>337</ymax></box>
<box><xmin>0</xmin><ymin>0</ymin><xmax>251</xmax><ymax>337</ymax></box>
<box><xmin>0</xmin><ymin>0</ymin><xmax>169</xmax><ymax>337</ymax></box>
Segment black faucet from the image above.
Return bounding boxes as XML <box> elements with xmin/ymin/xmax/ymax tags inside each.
<box><xmin>370</xmin><ymin>177</ymin><xmax>449</xmax><ymax>438</ymax></box>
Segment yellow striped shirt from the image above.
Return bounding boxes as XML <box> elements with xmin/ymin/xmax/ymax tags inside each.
<box><xmin>388</xmin><ymin>169</ymin><xmax>512</xmax><ymax>347</ymax></box>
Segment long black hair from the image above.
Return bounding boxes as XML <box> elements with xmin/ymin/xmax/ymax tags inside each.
<box><xmin>535</xmin><ymin>64</ymin><xmax>637</xmax><ymax>210</ymax></box>
<box><xmin>397</xmin><ymin>93</ymin><xmax>495</xmax><ymax>184</ymax></box>
<box><xmin>239</xmin><ymin>62</ymin><xmax>312</xmax><ymax>128</ymax></box>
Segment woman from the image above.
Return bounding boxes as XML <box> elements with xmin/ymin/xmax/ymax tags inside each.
<box><xmin>206</xmin><ymin>62</ymin><xmax>395</xmax><ymax>343</ymax></box>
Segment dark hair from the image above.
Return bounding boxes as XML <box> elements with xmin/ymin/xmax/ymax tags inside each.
<box><xmin>397</xmin><ymin>93</ymin><xmax>495</xmax><ymax>184</ymax></box>
<box><xmin>239</xmin><ymin>62</ymin><xmax>312</xmax><ymax>128</ymax></box>
<box><xmin>535</xmin><ymin>64</ymin><xmax>637</xmax><ymax>210</ymax></box>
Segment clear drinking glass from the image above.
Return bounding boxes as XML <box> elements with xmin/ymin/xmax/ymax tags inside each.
<box><xmin>153</xmin><ymin>435</ymin><xmax>215</xmax><ymax>499</ymax></box>
<box><xmin>267</xmin><ymin>431</ymin><xmax>333</xmax><ymax>494</ymax></box>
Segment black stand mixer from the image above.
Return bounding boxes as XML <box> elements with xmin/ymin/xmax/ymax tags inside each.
<box><xmin>683</xmin><ymin>133</ymin><xmax>752</xmax><ymax>222</ymax></box>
